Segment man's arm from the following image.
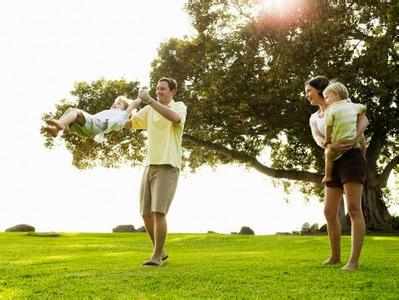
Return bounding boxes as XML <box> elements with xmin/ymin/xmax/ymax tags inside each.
<box><xmin>148</xmin><ymin>101</ymin><xmax>181</xmax><ymax>123</ymax></box>
<box><xmin>124</xmin><ymin>119</ymin><xmax>132</xmax><ymax>129</ymax></box>
<box><xmin>139</xmin><ymin>89</ymin><xmax>181</xmax><ymax>123</ymax></box>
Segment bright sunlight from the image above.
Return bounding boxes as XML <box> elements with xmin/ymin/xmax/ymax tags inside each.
<box><xmin>262</xmin><ymin>0</ymin><xmax>301</xmax><ymax>13</ymax></box>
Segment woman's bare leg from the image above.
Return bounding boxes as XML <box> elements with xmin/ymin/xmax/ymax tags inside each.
<box><xmin>342</xmin><ymin>182</ymin><xmax>365</xmax><ymax>271</ymax></box>
<box><xmin>323</xmin><ymin>186</ymin><xmax>343</xmax><ymax>265</ymax></box>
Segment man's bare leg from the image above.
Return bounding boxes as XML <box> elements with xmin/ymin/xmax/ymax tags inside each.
<box><xmin>143</xmin><ymin>213</ymin><xmax>155</xmax><ymax>246</ymax></box>
<box><xmin>143</xmin><ymin>212</ymin><xmax>167</xmax><ymax>265</ymax></box>
<box><xmin>147</xmin><ymin>213</ymin><xmax>167</xmax><ymax>265</ymax></box>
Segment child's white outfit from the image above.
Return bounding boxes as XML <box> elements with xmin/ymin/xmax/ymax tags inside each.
<box><xmin>69</xmin><ymin>108</ymin><xmax>129</xmax><ymax>143</ymax></box>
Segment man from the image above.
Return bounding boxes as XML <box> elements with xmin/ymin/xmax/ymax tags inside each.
<box><xmin>126</xmin><ymin>78</ymin><xmax>187</xmax><ymax>266</ymax></box>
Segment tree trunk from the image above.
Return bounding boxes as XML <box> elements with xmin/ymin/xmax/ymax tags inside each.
<box><xmin>183</xmin><ymin>135</ymin><xmax>395</xmax><ymax>231</ymax></box>
<box><xmin>362</xmin><ymin>182</ymin><xmax>393</xmax><ymax>230</ymax></box>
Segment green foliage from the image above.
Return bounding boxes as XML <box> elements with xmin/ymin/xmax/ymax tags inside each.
<box><xmin>1</xmin><ymin>233</ymin><xmax>398</xmax><ymax>298</ymax></box>
<box><xmin>40</xmin><ymin>1</ymin><xmax>398</xmax><ymax>204</ymax></box>
<box><xmin>150</xmin><ymin>0</ymin><xmax>398</xmax><ymax>196</ymax></box>
<box><xmin>301</xmin><ymin>222</ymin><xmax>311</xmax><ymax>234</ymax></box>
<box><xmin>310</xmin><ymin>223</ymin><xmax>320</xmax><ymax>234</ymax></box>
<box><xmin>41</xmin><ymin>79</ymin><xmax>146</xmax><ymax>169</ymax></box>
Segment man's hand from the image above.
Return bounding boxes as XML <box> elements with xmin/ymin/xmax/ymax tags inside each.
<box><xmin>138</xmin><ymin>88</ymin><xmax>153</xmax><ymax>104</ymax></box>
<box><xmin>124</xmin><ymin>119</ymin><xmax>132</xmax><ymax>129</ymax></box>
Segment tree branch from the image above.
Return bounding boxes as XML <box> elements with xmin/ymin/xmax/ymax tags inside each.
<box><xmin>229</xmin><ymin>1</ymin><xmax>256</xmax><ymax>23</ymax></box>
<box><xmin>378</xmin><ymin>155</ymin><xmax>399</xmax><ymax>188</ymax></box>
<box><xmin>183</xmin><ymin>134</ymin><xmax>323</xmax><ymax>184</ymax></box>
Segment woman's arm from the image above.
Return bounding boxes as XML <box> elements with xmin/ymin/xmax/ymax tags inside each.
<box><xmin>354</xmin><ymin>113</ymin><xmax>369</xmax><ymax>142</ymax></box>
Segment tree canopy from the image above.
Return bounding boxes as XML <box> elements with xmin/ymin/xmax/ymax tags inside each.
<box><xmin>42</xmin><ymin>0</ymin><xmax>398</xmax><ymax>228</ymax></box>
<box><xmin>150</xmin><ymin>0</ymin><xmax>398</xmax><ymax>194</ymax></box>
<box><xmin>42</xmin><ymin>79</ymin><xmax>146</xmax><ymax>169</ymax></box>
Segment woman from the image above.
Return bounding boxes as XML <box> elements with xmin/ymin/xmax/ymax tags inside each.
<box><xmin>305</xmin><ymin>76</ymin><xmax>368</xmax><ymax>271</ymax></box>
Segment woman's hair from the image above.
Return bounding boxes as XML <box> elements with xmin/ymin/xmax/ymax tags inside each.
<box><xmin>114</xmin><ymin>96</ymin><xmax>130</xmax><ymax>109</ymax></box>
<box><xmin>323</xmin><ymin>82</ymin><xmax>349</xmax><ymax>100</ymax></box>
<box><xmin>159</xmin><ymin>77</ymin><xmax>177</xmax><ymax>92</ymax></box>
<box><xmin>305</xmin><ymin>76</ymin><xmax>330</xmax><ymax>96</ymax></box>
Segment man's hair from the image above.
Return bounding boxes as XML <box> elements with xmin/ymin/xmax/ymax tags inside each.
<box><xmin>323</xmin><ymin>82</ymin><xmax>349</xmax><ymax>100</ymax></box>
<box><xmin>114</xmin><ymin>96</ymin><xmax>130</xmax><ymax>109</ymax></box>
<box><xmin>305</xmin><ymin>76</ymin><xmax>330</xmax><ymax>96</ymax></box>
<box><xmin>159</xmin><ymin>77</ymin><xmax>177</xmax><ymax>92</ymax></box>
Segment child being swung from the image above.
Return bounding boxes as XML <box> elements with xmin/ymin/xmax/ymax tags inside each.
<box><xmin>42</xmin><ymin>96</ymin><xmax>142</xmax><ymax>143</ymax></box>
<box><xmin>323</xmin><ymin>82</ymin><xmax>366</xmax><ymax>183</ymax></box>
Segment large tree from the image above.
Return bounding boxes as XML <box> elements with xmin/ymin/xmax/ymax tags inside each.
<box><xmin>42</xmin><ymin>0</ymin><xmax>398</xmax><ymax>229</ymax></box>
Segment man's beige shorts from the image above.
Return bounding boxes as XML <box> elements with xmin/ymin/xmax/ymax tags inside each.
<box><xmin>139</xmin><ymin>164</ymin><xmax>179</xmax><ymax>216</ymax></box>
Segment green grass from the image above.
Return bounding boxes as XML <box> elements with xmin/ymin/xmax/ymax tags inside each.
<box><xmin>0</xmin><ymin>233</ymin><xmax>398</xmax><ymax>299</ymax></box>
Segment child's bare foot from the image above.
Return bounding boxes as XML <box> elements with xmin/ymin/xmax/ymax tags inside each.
<box><xmin>46</xmin><ymin>119</ymin><xmax>65</xmax><ymax>130</ymax></box>
<box><xmin>42</xmin><ymin>126</ymin><xmax>59</xmax><ymax>138</ymax></box>
<box><xmin>322</xmin><ymin>258</ymin><xmax>341</xmax><ymax>265</ymax></box>
<box><xmin>322</xmin><ymin>175</ymin><xmax>332</xmax><ymax>184</ymax></box>
<box><xmin>341</xmin><ymin>263</ymin><xmax>358</xmax><ymax>271</ymax></box>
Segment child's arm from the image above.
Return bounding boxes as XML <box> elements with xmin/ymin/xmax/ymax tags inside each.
<box><xmin>125</xmin><ymin>98</ymin><xmax>143</xmax><ymax>114</ymax></box>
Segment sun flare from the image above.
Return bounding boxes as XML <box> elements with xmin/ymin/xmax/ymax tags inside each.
<box><xmin>262</xmin><ymin>0</ymin><xmax>299</xmax><ymax>13</ymax></box>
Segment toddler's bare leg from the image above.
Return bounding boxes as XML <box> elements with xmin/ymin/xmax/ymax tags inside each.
<box><xmin>322</xmin><ymin>147</ymin><xmax>336</xmax><ymax>183</ymax></box>
<box><xmin>46</xmin><ymin>119</ymin><xmax>64</xmax><ymax>130</ymax></box>
<box><xmin>48</xmin><ymin>108</ymin><xmax>85</xmax><ymax>128</ymax></box>
<box><xmin>46</xmin><ymin>108</ymin><xmax>78</xmax><ymax>130</ymax></box>
<box><xmin>44</xmin><ymin>109</ymin><xmax>85</xmax><ymax>137</ymax></box>
<box><xmin>42</xmin><ymin>125</ymin><xmax>59</xmax><ymax>137</ymax></box>
<box><xmin>59</xmin><ymin>108</ymin><xmax>85</xmax><ymax>127</ymax></box>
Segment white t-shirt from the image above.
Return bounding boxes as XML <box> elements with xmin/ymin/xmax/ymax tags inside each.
<box><xmin>309</xmin><ymin>110</ymin><xmax>325</xmax><ymax>137</ymax></box>
<box><xmin>93</xmin><ymin>109</ymin><xmax>129</xmax><ymax>143</ymax></box>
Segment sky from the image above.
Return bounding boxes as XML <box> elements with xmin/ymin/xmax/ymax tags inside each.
<box><xmin>0</xmin><ymin>0</ymin><xmax>397</xmax><ymax>235</ymax></box>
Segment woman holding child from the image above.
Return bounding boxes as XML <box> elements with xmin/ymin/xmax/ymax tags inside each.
<box><xmin>305</xmin><ymin>76</ymin><xmax>368</xmax><ymax>271</ymax></box>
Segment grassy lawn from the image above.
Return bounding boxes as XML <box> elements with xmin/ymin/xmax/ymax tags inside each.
<box><xmin>0</xmin><ymin>232</ymin><xmax>398</xmax><ymax>299</ymax></box>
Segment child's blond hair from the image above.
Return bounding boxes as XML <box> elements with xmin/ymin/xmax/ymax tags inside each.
<box><xmin>114</xmin><ymin>96</ymin><xmax>130</xmax><ymax>110</ymax></box>
<box><xmin>323</xmin><ymin>82</ymin><xmax>349</xmax><ymax>100</ymax></box>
